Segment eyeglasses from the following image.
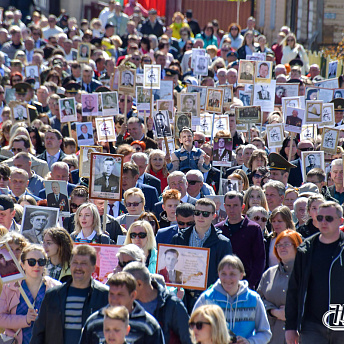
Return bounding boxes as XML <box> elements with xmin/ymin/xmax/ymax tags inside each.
<box><xmin>189</xmin><ymin>322</ymin><xmax>211</xmax><ymax>330</ymax></box>
<box><xmin>187</xmin><ymin>180</ymin><xmax>201</xmax><ymax>185</ymax></box>
<box><xmin>70</xmin><ymin>203</ymin><xmax>81</xmax><ymax>210</ymax></box>
<box><xmin>130</xmin><ymin>232</ymin><xmax>147</xmax><ymax>239</ymax></box>
<box><xmin>125</xmin><ymin>201</ymin><xmax>142</xmax><ymax>207</ymax></box>
<box><xmin>25</xmin><ymin>258</ymin><xmax>47</xmax><ymax>267</ymax></box>
<box><xmin>231</xmin><ymin>27</ymin><xmax>238</xmax><ymax>30</ymax></box>
<box><xmin>275</xmin><ymin>243</ymin><xmax>294</xmax><ymax>249</ymax></box>
<box><xmin>177</xmin><ymin>221</ymin><xmax>195</xmax><ymax>227</ymax></box>
<box><xmin>253</xmin><ymin>216</ymin><xmax>268</xmax><ymax>222</ymax></box>
<box><xmin>131</xmin><ymin>57</ymin><xmax>141</xmax><ymax>61</ymax></box>
<box><xmin>118</xmin><ymin>260</ymin><xmax>133</xmax><ymax>268</ymax></box>
<box><xmin>252</xmin><ymin>173</ymin><xmax>263</xmax><ymax>179</ymax></box>
<box><xmin>194</xmin><ymin>210</ymin><xmax>214</xmax><ymax>217</ymax></box>
<box><xmin>316</xmin><ymin>215</ymin><xmax>336</xmax><ymax>223</ymax></box>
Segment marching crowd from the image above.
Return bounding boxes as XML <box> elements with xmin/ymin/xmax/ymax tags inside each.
<box><xmin>0</xmin><ymin>2</ymin><xmax>344</xmax><ymax>344</ymax></box>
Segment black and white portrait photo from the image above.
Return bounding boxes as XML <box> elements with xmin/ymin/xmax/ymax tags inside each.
<box><xmin>219</xmin><ymin>86</ymin><xmax>233</xmax><ymax>107</ymax></box>
<box><xmin>328</xmin><ymin>61</ymin><xmax>338</xmax><ymax>79</ymax></box>
<box><xmin>257</xmin><ymin>84</ymin><xmax>271</xmax><ymax>100</ymax></box>
<box><xmin>90</xmin><ymin>153</ymin><xmax>123</xmax><ymax>201</ymax></box>
<box><xmin>221</xmin><ymin>178</ymin><xmax>239</xmax><ymax>194</ymax></box>
<box><xmin>81</xmin><ymin>93</ymin><xmax>98</xmax><ymax>116</ymax></box>
<box><xmin>213</xmin><ymin>137</ymin><xmax>232</xmax><ymax>166</ymax></box>
<box><xmin>175</xmin><ymin>112</ymin><xmax>191</xmax><ymax>138</ymax></box>
<box><xmin>25</xmin><ymin>65</ymin><xmax>40</xmax><ymax>89</ymax></box>
<box><xmin>238</xmin><ymin>60</ymin><xmax>255</xmax><ymax>84</ymax></box>
<box><xmin>121</xmin><ymin>71</ymin><xmax>134</xmax><ymax>87</ymax></box>
<box><xmin>238</xmin><ymin>90</ymin><xmax>252</xmax><ymax>106</ymax></box>
<box><xmin>334</xmin><ymin>89</ymin><xmax>344</xmax><ymax>99</ymax></box>
<box><xmin>59</xmin><ymin>97</ymin><xmax>77</xmax><ymax>123</ymax></box>
<box><xmin>194</xmin><ymin>55</ymin><xmax>208</xmax><ymax>76</ymax></box>
<box><xmin>45</xmin><ymin>180</ymin><xmax>69</xmax><ymax>214</ymax></box>
<box><xmin>301</xmin><ymin>151</ymin><xmax>325</xmax><ymax>181</ymax></box>
<box><xmin>253</xmin><ymin>81</ymin><xmax>276</xmax><ymax>112</ymax></box>
<box><xmin>76</xmin><ymin>122</ymin><xmax>94</xmax><ymax>146</ymax></box>
<box><xmin>179</xmin><ymin>93</ymin><xmax>199</xmax><ymax>117</ymax></box>
<box><xmin>21</xmin><ymin>205</ymin><xmax>59</xmax><ymax>244</ymax></box>
<box><xmin>10</xmin><ymin>102</ymin><xmax>29</xmax><ymax>123</ymax></box>
<box><xmin>78</xmin><ymin>43</ymin><xmax>91</xmax><ymax>62</ymax></box>
<box><xmin>235</xmin><ymin>106</ymin><xmax>261</xmax><ymax>124</ymax></box>
<box><xmin>118</xmin><ymin>66</ymin><xmax>136</xmax><ymax>94</ymax></box>
<box><xmin>191</xmin><ymin>48</ymin><xmax>206</xmax><ymax>70</ymax></box>
<box><xmin>153</xmin><ymin>111</ymin><xmax>172</xmax><ymax>137</ymax></box>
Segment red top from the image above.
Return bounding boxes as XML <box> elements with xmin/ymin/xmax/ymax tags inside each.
<box><xmin>149</xmin><ymin>168</ymin><xmax>168</xmax><ymax>193</ymax></box>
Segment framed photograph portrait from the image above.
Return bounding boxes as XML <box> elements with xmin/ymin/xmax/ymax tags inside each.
<box><xmin>205</xmin><ymin>195</ymin><xmax>226</xmax><ymax>223</ymax></box>
<box><xmin>95</xmin><ymin>117</ymin><xmax>116</xmax><ymax>142</ymax></box>
<box><xmin>285</xmin><ymin>106</ymin><xmax>304</xmax><ymax>134</ymax></box>
<box><xmin>118</xmin><ymin>69</ymin><xmax>136</xmax><ymax>95</ymax></box>
<box><xmin>153</xmin><ymin>110</ymin><xmax>172</xmax><ymax>137</ymax></box>
<box><xmin>205</xmin><ymin>88</ymin><xmax>224</xmax><ymax>113</ymax></box>
<box><xmin>136</xmin><ymin>86</ymin><xmax>151</xmax><ymax>111</ymax></box>
<box><xmin>45</xmin><ymin>180</ymin><xmax>69</xmax><ymax>216</ymax></box>
<box><xmin>194</xmin><ymin>55</ymin><xmax>209</xmax><ymax>76</ymax></box>
<box><xmin>301</xmin><ymin>124</ymin><xmax>315</xmax><ymax>141</ymax></box>
<box><xmin>0</xmin><ymin>242</ymin><xmax>25</xmax><ymax>284</ymax></box>
<box><xmin>77</xmin><ymin>42</ymin><xmax>91</xmax><ymax>62</ymax></box>
<box><xmin>25</xmin><ymin>65</ymin><xmax>40</xmax><ymax>89</ymax></box>
<box><xmin>191</xmin><ymin>48</ymin><xmax>206</xmax><ymax>69</ymax></box>
<box><xmin>281</xmin><ymin>97</ymin><xmax>301</xmax><ymax>115</ymax></box>
<box><xmin>81</xmin><ymin>93</ymin><xmax>98</xmax><ymax>116</ymax></box>
<box><xmin>321</xmin><ymin>127</ymin><xmax>339</xmax><ymax>154</ymax></box>
<box><xmin>152</xmin><ymin>80</ymin><xmax>173</xmax><ymax>100</ymax></box>
<box><xmin>143</xmin><ymin>64</ymin><xmax>161</xmax><ymax>89</ymax></box>
<box><xmin>219</xmin><ymin>85</ymin><xmax>233</xmax><ymax>108</ymax></box>
<box><xmin>79</xmin><ymin>145</ymin><xmax>103</xmax><ymax>178</ymax></box>
<box><xmin>9</xmin><ymin>101</ymin><xmax>30</xmax><ymax>124</ymax></box>
<box><xmin>213</xmin><ymin>115</ymin><xmax>230</xmax><ymax>136</ymax></box>
<box><xmin>305</xmin><ymin>100</ymin><xmax>323</xmax><ymax>124</ymax></box>
<box><xmin>334</xmin><ymin>89</ymin><xmax>344</xmax><ymax>99</ymax></box>
<box><xmin>178</xmin><ymin>93</ymin><xmax>200</xmax><ymax>117</ymax></box>
<box><xmin>136</xmin><ymin>73</ymin><xmax>144</xmax><ymax>85</ymax></box>
<box><xmin>21</xmin><ymin>205</ymin><xmax>59</xmax><ymax>244</ymax></box>
<box><xmin>314</xmin><ymin>78</ymin><xmax>339</xmax><ymax>89</ymax></box>
<box><xmin>235</xmin><ymin>106</ymin><xmax>262</xmax><ymax>124</ymax></box>
<box><xmin>301</xmin><ymin>151</ymin><xmax>325</xmax><ymax>182</ymax></box>
<box><xmin>157</xmin><ymin>100</ymin><xmax>174</xmax><ymax>122</ymax></box>
<box><xmin>76</xmin><ymin>122</ymin><xmax>94</xmax><ymax>146</ymax></box>
<box><xmin>175</xmin><ymin>112</ymin><xmax>192</xmax><ymax>138</ymax></box>
<box><xmin>275</xmin><ymin>83</ymin><xmax>299</xmax><ymax>105</ymax></box>
<box><xmin>328</xmin><ymin>60</ymin><xmax>338</xmax><ymax>79</ymax></box>
<box><xmin>101</xmin><ymin>91</ymin><xmax>119</xmax><ymax>116</ymax></box>
<box><xmin>238</xmin><ymin>90</ymin><xmax>252</xmax><ymax>106</ymax></box>
<box><xmin>221</xmin><ymin>178</ymin><xmax>239</xmax><ymax>194</ymax></box>
<box><xmin>212</xmin><ymin>137</ymin><xmax>232</xmax><ymax>166</ymax></box>
<box><xmin>89</xmin><ymin>153</ymin><xmax>123</xmax><ymax>201</ymax></box>
<box><xmin>255</xmin><ymin>61</ymin><xmax>273</xmax><ymax>83</ymax></box>
<box><xmin>157</xmin><ymin>244</ymin><xmax>210</xmax><ymax>290</ymax></box>
<box><xmin>4</xmin><ymin>86</ymin><xmax>16</xmax><ymax>104</ymax></box>
<box><xmin>161</xmin><ymin>138</ymin><xmax>175</xmax><ymax>155</ymax></box>
<box><xmin>238</xmin><ymin>60</ymin><xmax>255</xmax><ymax>84</ymax></box>
<box><xmin>253</xmin><ymin>81</ymin><xmax>276</xmax><ymax>112</ymax></box>
<box><xmin>266</xmin><ymin>123</ymin><xmax>284</xmax><ymax>149</ymax></box>
<box><xmin>59</xmin><ymin>97</ymin><xmax>77</xmax><ymax>123</ymax></box>
<box><xmin>320</xmin><ymin>103</ymin><xmax>335</xmax><ymax>128</ymax></box>
<box><xmin>186</xmin><ymin>85</ymin><xmax>207</xmax><ymax>110</ymax></box>
<box><xmin>198</xmin><ymin>113</ymin><xmax>213</xmax><ymax>136</ymax></box>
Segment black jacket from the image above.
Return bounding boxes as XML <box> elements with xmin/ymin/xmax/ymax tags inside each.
<box><xmin>140</xmin><ymin>18</ymin><xmax>164</xmax><ymax>37</ymax></box>
<box><xmin>79</xmin><ymin>300</ymin><xmax>165</xmax><ymax>344</ymax></box>
<box><xmin>144</xmin><ymin>172</ymin><xmax>162</xmax><ymax>195</ymax></box>
<box><xmin>205</xmin><ymin>166</ymin><xmax>221</xmax><ymax>194</ymax></box>
<box><xmin>288</xmin><ymin>158</ymin><xmax>302</xmax><ymax>187</ymax></box>
<box><xmin>285</xmin><ymin>231</ymin><xmax>344</xmax><ymax>332</ymax></box>
<box><xmin>297</xmin><ymin>218</ymin><xmax>319</xmax><ymax>239</ymax></box>
<box><xmin>30</xmin><ymin>278</ymin><xmax>109</xmax><ymax>344</ymax></box>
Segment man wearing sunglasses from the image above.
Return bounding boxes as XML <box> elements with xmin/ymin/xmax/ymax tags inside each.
<box><xmin>171</xmin><ymin>198</ymin><xmax>232</xmax><ymax>312</ymax></box>
<box><xmin>286</xmin><ymin>201</ymin><xmax>344</xmax><ymax>344</ymax></box>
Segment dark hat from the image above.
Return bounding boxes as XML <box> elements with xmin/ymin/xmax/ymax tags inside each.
<box><xmin>105</xmin><ymin>23</ymin><xmax>115</xmax><ymax>29</ymax></box>
<box><xmin>61</xmin><ymin>14</ymin><xmax>69</xmax><ymax>22</ymax></box>
<box><xmin>268</xmin><ymin>152</ymin><xmax>297</xmax><ymax>173</ymax></box>
<box><xmin>30</xmin><ymin>211</ymin><xmax>48</xmax><ymax>218</ymax></box>
<box><xmin>186</xmin><ymin>10</ymin><xmax>193</xmax><ymax>18</ymax></box>
<box><xmin>14</xmin><ymin>82</ymin><xmax>31</xmax><ymax>94</ymax></box>
<box><xmin>331</xmin><ymin>98</ymin><xmax>344</xmax><ymax>111</ymax></box>
<box><xmin>95</xmin><ymin>85</ymin><xmax>111</xmax><ymax>93</ymax></box>
<box><xmin>227</xmin><ymin>51</ymin><xmax>238</xmax><ymax>58</ymax></box>
<box><xmin>164</xmin><ymin>68</ymin><xmax>179</xmax><ymax>77</ymax></box>
<box><xmin>91</xmin><ymin>37</ymin><xmax>102</xmax><ymax>46</ymax></box>
<box><xmin>148</xmin><ymin>8</ymin><xmax>157</xmax><ymax>15</ymax></box>
<box><xmin>289</xmin><ymin>59</ymin><xmax>304</xmax><ymax>67</ymax></box>
<box><xmin>24</xmin><ymin>78</ymin><xmax>35</xmax><ymax>88</ymax></box>
<box><xmin>0</xmin><ymin>195</ymin><xmax>14</xmax><ymax>211</ymax></box>
<box><xmin>65</xmin><ymin>82</ymin><xmax>81</xmax><ymax>93</ymax></box>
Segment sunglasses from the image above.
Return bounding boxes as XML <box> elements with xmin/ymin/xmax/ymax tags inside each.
<box><xmin>253</xmin><ymin>216</ymin><xmax>268</xmax><ymax>223</ymax></box>
<box><xmin>177</xmin><ymin>221</ymin><xmax>195</xmax><ymax>227</ymax></box>
<box><xmin>316</xmin><ymin>215</ymin><xmax>336</xmax><ymax>223</ymax></box>
<box><xmin>126</xmin><ymin>201</ymin><xmax>142</xmax><ymax>207</ymax></box>
<box><xmin>118</xmin><ymin>260</ymin><xmax>133</xmax><ymax>268</ymax></box>
<box><xmin>252</xmin><ymin>173</ymin><xmax>263</xmax><ymax>179</ymax></box>
<box><xmin>189</xmin><ymin>322</ymin><xmax>210</xmax><ymax>330</ymax></box>
<box><xmin>131</xmin><ymin>57</ymin><xmax>141</xmax><ymax>61</ymax></box>
<box><xmin>275</xmin><ymin>243</ymin><xmax>294</xmax><ymax>249</ymax></box>
<box><xmin>130</xmin><ymin>232</ymin><xmax>147</xmax><ymax>239</ymax></box>
<box><xmin>194</xmin><ymin>210</ymin><xmax>214</xmax><ymax>217</ymax></box>
<box><xmin>187</xmin><ymin>180</ymin><xmax>201</xmax><ymax>185</ymax></box>
<box><xmin>25</xmin><ymin>258</ymin><xmax>47</xmax><ymax>267</ymax></box>
<box><xmin>70</xmin><ymin>203</ymin><xmax>81</xmax><ymax>210</ymax></box>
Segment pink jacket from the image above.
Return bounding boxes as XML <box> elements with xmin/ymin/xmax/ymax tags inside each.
<box><xmin>0</xmin><ymin>276</ymin><xmax>61</xmax><ymax>344</ymax></box>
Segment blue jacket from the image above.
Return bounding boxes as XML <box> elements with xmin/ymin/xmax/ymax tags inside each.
<box><xmin>140</xmin><ymin>184</ymin><xmax>159</xmax><ymax>212</ymax></box>
<box><xmin>156</xmin><ymin>225</ymin><xmax>178</xmax><ymax>245</ymax></box>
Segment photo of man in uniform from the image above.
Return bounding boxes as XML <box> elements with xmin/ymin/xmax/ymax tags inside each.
<box><xmin>154</xmin><ymin>111</ymin><xmax>171</xmax><ymax>137</ymax></box>
<box><xmin>94</xmin><ymin>157</ymin><xmax>120</xmax><ymax>193</ymax></box>
<box><xmin>23</xmin><ymin>211</ymin><xmax>49</xmax><ymax>244</ymax></box>
<box><xmin>121</xmin><ymin>71</ymin><xmax>133</xmax><ymax>87</ymax></box>
<box><xmin>80</xmin><ymin>44</ymin><xmax>89</xmax><ymax>58</ymax></box>
<box><xmin>47</xmin><ymin>182</ymin><xmax>69</xmax><ymax>212</ymax></box>
<box><xmin>286</xmin><ymin>109</ymin><xmax>302</xmax><ymax>127</ymax></box>
<box><xmin>305</xmin><ymin>153</ymin><xmax>319</xmax><ymax>174</ymax></box>
<box><xmin>61</xmin><ymin>99</ymin><xmax>75</xmax><ymax>117</ymax></box>
<box><xmin>240</xmin><ymin>63</ymin><xmax>253</xmax><ymax>81</ymax></box>
<box><xmin>158</xmin><ymin>249</ymin><xmax>183</xmax><ymax>284</ymax></box>
<box><xmin>257</xmin><ymin>85</ymin><xmax>271</xmax><ymax>100</ymax></box>
<box><xmin>213</xmin><ymin>137</ymin><xmax>231</xmax><ymax>163</ymax></box>
<box><xmin>14</xmin><ymin>106</ymin><xmax>27</xmax><ymax>121</ymax></box>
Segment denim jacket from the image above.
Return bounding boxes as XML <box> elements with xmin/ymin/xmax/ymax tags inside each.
<box><xmin>167</xmin><ymin>146</ymin><xmax>210</xmax><ymax>172</ymax></box>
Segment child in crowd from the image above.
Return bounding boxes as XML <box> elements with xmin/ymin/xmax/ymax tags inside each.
<box><xmin>159</xmin><ymin>189</ymin><xmax>181</xmax><ymax>228</ymax></box>
<box><xmin>103</xmin><ymin>306</ymin><xmax>130</xmax><ymax>344</ymax></box>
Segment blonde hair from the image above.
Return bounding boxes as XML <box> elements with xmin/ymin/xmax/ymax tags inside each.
<box><xmin>243</xmin><ymin>186</ymin><xmax>269</xmax><ymax>214</ymax></box>
<box><xmin>123</xmin><ymin>187</ymin><xmax>145</xmax><ymax>207</ymax></box>
<box><xmin>147</xmin><ymin>149</ymin><xmax>168</xmax><ymax>177</ymax></box>
<box><xmin>124</xmin><ymin>220</ymin><xmax>156</xmax><ymax>251</ymax></box>
<box><xmin>74</xmin><ymin>203</ymin><xmax>102</xmax><ymax>235</ymax></box>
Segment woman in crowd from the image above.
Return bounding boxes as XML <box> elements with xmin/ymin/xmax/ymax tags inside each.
<box><xmin>281</xmin><ymin>33</ymin><xmax>309</xmax><ymax>74</ymax></box>
<box><xmin>27</xmin><ymin>126</ymin><xmax>45</xmax><ymax>155</ymax></box>
<box><xmin>0</xmin><ymin>244</ymin><xmax>61</xmax><ymax>344</ymax></box>
<box><xmin>280</xmin><ymin>136</ymin><xmax>298</xmax><ymax>162</ymax></box>
<box><xmin>189</xmin><ymin>304</ymin><xmax>230</xmax><ymax>344</ymax></box>
<box><xmin>71</xmin><ymin>203</ymin><xmax>113</xmax><ymax>244</ymax></box>
<box><xmin>43</xmin><ymin>227</ymin><xmax>73</xmax><ymax>283</ymax></box>
<box><xmin>271</xmin><ymin>32</ymin><xmax>286</xmax><ymax>64</ymax></box>
<box><xmin>195</xmin><ymin>23</ymin><xmax>218</xmax><ymax>48</ymax></box>
<box><xmin>179</xmin><ymin>26</ymin><xmax>194</xmax><ymax>50</ymax></box>
<box><xmin>193</xmin><ymin>255</ymin><xmax>272</xmax><ymax>344</ymax></box>
<box><xmin>243</xmin><ymin>186</ymin><xmax>269</xmax><ymax>214</ymax></box>
<box><xmin>234</xmin><ymin>145</ymin><xmax>245</xmax><ymax>166</ymax></box>
<box><xmin>283</xmin><ymin>188</ymin><xmax>299</xmax><ymax>211</ymax></box>
<box><xmin>220</xmin><ymin>23</ymin><xmax>243</xmax><ymax>50</ymax></box>
<box><xmin>115</xmin><ymin>188</ymin><xmax>145</xmax><ymax>229</ymax></box>
<box><xmin>0</xmin><ymin>120</ymin><xmax>13</xmax><ymax>148</ymax></box>
<box><xmin>137</xmin><ymin>212</ymin><xmax>160</xmax><ymax>235</ymax></box>
<box><xmin>2</xmin><ymin>232</ymin><xmax>28</xmax><ymax>260</ymax></box>
<box><xmin>139</xmin><ymin>35</ymin><xmax>154</xmax><ymax>61</ymax></box>
<box><xmin>298</xmin><ymin>194</ymin><xmax>325</xmax><ymax>238</ymax></box>
<box><xmin>146</xmin><ymin>149</ymin><xmax>169</xmax><ymax>192</ymax></box>
<box><xmin>246</xmin><ymin>206</ymin><xmax>269</xmax><ymax>233</ymax></box>
<box><xmin>257</xmin><ymin>35</ymin><xmax>273</xmax><ymax>54</ymax></box>
<box><xmin>257</xmin><ymin>230</ymin><xmax>302</xmax><ymax>344</ymax></box>
<box><xmin>251</xmin><ymin>167</ymin><xmax>271</xmax><ymax>187</ymax></box>
<box><xmin>130</xmin><ymin>140</ymin><xmax>146</xmax><ymax>153</ymax></box>
<box><xmin>237</xmin><ymin>30</ymin><xmax>257</xmax><ymax>60</ymax></box>
<box><xmin>266</xmin><ymin>206</ymin><xmax>295</xmax><ymax>268</ymax></box>
<box><xmin>124</xmin><ymin>220</ymin><xmax>157</xmax><ymax>273</ymax></box>
<box><xmin>113</xmin><ymin>243</ymin><xmax>146</xmax><ymax>273</ymax></box>
<box><xmin>247</xmin><ymin>150</ymin><xmax>268</xmax><ymax>184</ymax></box>
<box><xmin>169</xmin><ymin>12</ymin><xmax>192</xmax><ymax>40</ymax></box>
<box><xmin>227</xmin><ymin>172</ymin><xmax>245</xmax><ymax>193</ymax></box>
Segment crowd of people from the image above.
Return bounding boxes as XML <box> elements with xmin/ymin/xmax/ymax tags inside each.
<box><xmin>0</xmin><ymin>2</ymin><xmax>343</xmax><ymax>344</ymax></box>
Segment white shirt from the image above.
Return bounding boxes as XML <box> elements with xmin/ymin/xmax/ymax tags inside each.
<box><xmin>47</xmin><ymin>151</ymin><xmax>60</xmax><ymax>163</ymax></box>
<box><xmin>42</xmin><ymin>26</ymin><xmax>63</xmax><ymax>40</ymax></box>
<box><xmin>76</xmin><ymin>230</ymin><xmax>97</xmax><ymax>241</ymax></box>
<box><xmin>108</xmin><ymin>201</ymin><xmax>120</xmax><ymax>217</ymax></box>
<box><xmin>181</xmin><ymin>193</ymin><xmax>190</xmax><ymax>203</ymax></box>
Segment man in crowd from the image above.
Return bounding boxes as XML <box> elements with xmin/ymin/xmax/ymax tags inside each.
<box><xmin>264</xmin><ymin>180</ymin><xmax>286</xmax><ymax>212</ymax></box>
<box><xmin>328</xmin><ymin>159</ymin><xmax>344</xmax><ymax>204</ymax></box>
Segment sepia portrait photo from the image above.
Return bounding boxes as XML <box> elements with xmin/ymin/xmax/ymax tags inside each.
<box><xmin>9</xmin><ymin>101</ymin><xmax>29</xmax><ymax>124</ymax></box>
<box><xmin>275</xmin><ymin>83</ymin><xmax>299</xmax><ymax>105</ymax></box>
<box><xmin>175</xmin><ymin>112</ymin><xmax>192</xmax><ymax>138</ymax></box>
<box><xmin>205</xmin><ymin>88</ymin><xmax>224</xmax><ymax>113</ymax></box>
<box><xmin>186</xmin><ymin>85</ymin><xmax>207</xmax><ymax>110</ymax></box>
<box><xmin>238</xmin><ymin>60</ymin><xmax>255</xmax><ymax>84</ymax></box>
<box><xmin>178</xmin><ymin>93</ymin><xmax>200</xmax><ymax>117</ymax></box>
<box><xmin>77</xmin><ymin>42</ymin><xmax>91</xmax><ymax>62</ymax></box>
<box><xmin>157</xmin><ymin>100</ymin><xmax>174</xmax><ymax>122</ymax></box>
<box><xmin>118</xmin><ymin>66</ymin><xmax>136</xmax><ymax>94</ymax></box>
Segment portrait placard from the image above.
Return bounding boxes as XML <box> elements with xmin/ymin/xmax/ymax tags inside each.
<box><xmin>194</xmin><ymin>55</ymin><xmax>209</xmax><ymax>76</ymax></box>
<box><xmin>9</xmin><ymin>101</ymin><xmax>30</xmax><ymax>125</ymax></box>
<box><xmin>136</xmin><ymin>86</ymin><xmax>151</xmax><ymax>111</ymax></box>
<box><xmin>314</xmin><ymin>78</ymin><xmax>339</xmax><ymax>89</ymax></box>
<box><xmin>305</xmin><ymin>87</ymin><xmax>334</xmax><ymax>103</ymax></box>
<box><xmin>205</xmin><ymin>88</ymin><xmax>224</xmax><ymax>113</ymax></box>
<box><xmin>281</xmin><ymin>97</ymin><xmax>301</xmax><ymax>116</ymax></box>
<box><xmin>25</xmin><ymin>65</ymin><xmax>40</xmax><ymax>89</ymax></box>
<box><xmin>187</xmin><ymin>85</ymin><xmax>207</xmax><ymax>110</ymax></box>
<box><xmin>197</xmin><ymin>113</ymin><xmax>213</xmax><ymax>136</ymax></box>
<box><xmin>333</xmin><ymin>89</ymin><xmax>344</xmax><ymax>99</ymax></box>
<box><xmin>74</xmin><ymin>243</ymin><xmax>120</xmax><ymax>283</ymax></box>
<box><xmin>320</xmin><ymin>103</ymin><xmax>335</xmax><ymax>128</ymax></box>
<box><xmin>238</xmin><ymin>90</ymin><xmax>252</xmax><ymax>106</ymax></box>
<box><xmin>153</xmin><ymin>110</ymin><xmax>172</xmax><ymax>137</ymax></box>
<box><xmin>220</xmin><ymin>178</ymin><xmax>239</xmax><ymax>194</ymax></box>
<box><xmin>157</xmin><ymin>100</ymin><xmax>174</xmax><ymax>122</ymax></box>
<box><xmin>235</xmin><ymin>106</ymin><xmax>262</xmax><ymax>124</ymax></box>
<box><xmin>328</xmin><ymin>60</ymin><xmax>338</xmax><ymax>79</ymax></box>
<box><xmin>79</xmin><ymin>145</ymin><xmax>103</xmax><ymax>178</ymax></box>
<box><xmin>212</xmin><ymin>115</ymin><xmax>230</xmax><ymax>137</ymax></box>
<box><xmin>212</xmin><ymin>137</ymin><xmax>232</xmax><ymax>166</ymax></box>
<box><xmin>143</xmin><ymin>64</ymin><xmax>161</xmax><ymax>89</ymax></box>
<box><xmin>238</xmin><ymin>60</ymin><xmax>255</xmax><ymax>84</ymax></box>
<box><xmin>301</xmin><ymin>151</ymin><xmax>325</xmax><ymax>182</ymax></box>
<box><xmin>205</xmin><ymin>195</ymin><xmax>226</xmax><ymax>213</ymax></box>
<box><xmin>305</xmin><ymin>100</ymin><xmax>323</xmax><ymax>124</ymax></box>
<box><xmin>320</xmin><ymin>127</ymin><xmax>339</xmax><ymax>154</ymax></box>
<box><xmin>218</xmin><ymin>85</ymin><xmax>233</xmax><ymax>108</ymax></box>
<box><xmin>118</xmin><ymin>66</ymin><xmax>136</xmax><ymax>95</ymax></box>
<box><xmin>157</xmin><ymin>244</ymin><xmax>210</xmax><ymax>290</ymax></box>
<box><xmin>59</xmin><ymin>97</ymin><xmax>77</xmax><ymax>123</ymax></box>
<box><xmin>275</xmin><ymin>83</ymin><xmax>299</xmax><ymax>105</ymax></box>
<box><xmin>77</xmin><ymin>42</ymin><xmax>91</xmax><ymax>62</ymax></box>
<box><xmin>95</xmin><ymin>117</ymin><xmax>116</xmax><ymax>142</ymax></box>
<box><xmin>178</xmin><ymin>93</ymin><xmax>200</xmax><ymax>117</ymax></box>
<box><xmin>300</xmin><ymin>124</ymin><xmax>315</xmax><ymax>141</ymax></box>
<box><xmin>81</xmin><ymin>93</ymin><xmax>99</xmax><ymax>116</ymax></box>
<box><xmin>21</xmin><ymin>205</ymin><xmax>59</xmax><ymax>244</ymax></box>
<box><xmin>45</xmin><ymin>181</ymin><xmax>69</xmax><ymax>216</ymax></box>
<box><xmin>253</xmin><ymin>81</ymin><xmax>276</xmax><ymax>112</ymax></box>
<box><xmin>101</xmin><ymin>91</ymin><xmax>119</xmax><ymax>116</ymax></box>
<box><xmin>136</xmin><ymin>73</ymin><xmax>144</xmax><ymax>85</ymax></box>
<box><xmin>175</xmin><ymin>112</ymin><xmax>192</xmax><ymax>138</ymax></box>
<box><xmin>255</xmin><ymin>61</ymin><xmax>273</xmax><ymax>83</ymax></box>
<box><xmin>161</xmin><ymin>137</ymin><xmax>175</xmax><ymax>155</ymax></box>
<box><xmin>152</xmin><ymin>80</ymin><xmax>173</xmax><ymax>100</ymax></box>
<box><xmin>76</xmin><ymin>122</ymin><xmax>94</xmax><ymax>146</ymax></box>
<box><xmin>191</xmin><ymin>48</ymin><xmax>206</xmax><ymax>69</ymax></box>
<box><xmin>89</xmin><ymin>153</ymin><xmax>123</xmax><ymax>201</ymax></box>
<box><xmin>266</xmin><ymin>123</ymin><xmax>284</xmax><ymax>148</ymax></box>
<box><xmin>4</xmin><ymin>86</ymin><xmax>16</xmax><ymax>104</ymax></box>
<box><xmin>0</xmin><ymin>242</ymin><xmax>25</xmax><ymax>284</ymax></box>
<box><xmin>285</xmin><ymin>107</ymin><xmax>304</xmax><ymax>133</ymax></box>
